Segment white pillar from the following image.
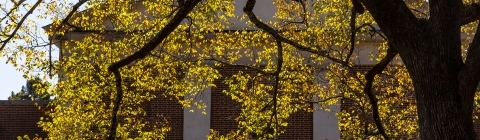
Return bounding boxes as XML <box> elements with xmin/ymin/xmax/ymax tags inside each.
<box><xmin>313</xmin><ymin>70</ymin><xmax>340</xmax><ymax>140</ymax></box>
<box><xmin>183</xmin><ymin>87</ymin><xmax>211</xmax><ymax>140</ymax></box>
<box><xmin>313</xmin><ymin>104</ymin><xmax>341</xmax><ymax>140</ymax></box>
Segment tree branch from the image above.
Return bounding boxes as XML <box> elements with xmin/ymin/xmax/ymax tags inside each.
<box><xmin>363</xmin><ymin>46</ymin><xmax>397</xmax><ymax>140</ymax></box>
<box><xmin>429</xmin><ymin>0</ymin><xmax>462</xmax><ymax>40</ymax></box>
<box><xmin>352</xmin><ymin>0</ymin><xmax>365</xmax><ymax>14</ymax></box>
<box><xmin>462</xmin><ymin>3</ymin><xmax>480</xmax><ymax>25</ymax></box>
<box><xmin>346</xmin><ymin>7</ymin><xmax>358</xmax><ymax>62</ymax></box>
<box><xmin>358</xmin><ymin>0</ymin><xmax>418</xmax><ymax>37</ymax></box>
<box><xmin>107</xmin><ymin>69</ymin><xmax>123</xmax><ymax>140</ymax></box>
<box><xmin>243</xmin><ymin>0</ymin><xmax>347</xmax><ymax>65</ymax></box>
<box><xmin>459</xmin><ymin>21</ymin><xmax>480</xmax><ymax>123</ymax></box>
<box><xmin>53</xmin><ymin>0</ymin><xmax>89</xmax><ymax>34</ymax></box>
<box><xmin>0</xmin><ymin>0</ymin><xmax>42</xmax><ymax>52</ymax></box>
<box><xmin>0</xmin><ymin>0</ymin><xmax>26</xmax><ymax>22</ymax></box>
<box><xmin>108</xmin><ymin>0</ymin><xmax>202</xmax><ymax>71</ymax></box>
<box><xmin>106</xmin><ymin>0</ymin><xmax>202</xmax><ymax>138</ymax></box>
<box><xmin>272</xmin><ymin>40</ymin><xmax>283</xmax><ymax>138</ymax></box>
<box><xmin>48</xmin><ymin>0</ymin><xmax>89</xmax><ymax>78</ymax></box>
<box><xmin>204</xmin><ymin>58</ymin><xmax>273</xmax><ymax>75</ymax></box>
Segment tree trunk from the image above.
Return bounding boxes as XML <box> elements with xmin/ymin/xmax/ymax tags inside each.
<box><xmin>395</xmin><ymin>32</ymin><xmax>477</xmax><ymax>139</ymax></box>
<box><xmin>357</xmin><ymin>0</ymin><xmax>480</xmax><ymax>138</ymax></box>
<box><xmin>407</xmin><ymin>61</ymin><xmax>476</xmax><ymax>139</ymax></box>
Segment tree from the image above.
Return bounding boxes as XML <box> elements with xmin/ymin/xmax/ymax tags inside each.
<box><xmin>355</xmin><ymin>0</ymin><xmax>480</xmax><ymax>139</ymax></box>
<box><xmin>1</xmin><ymin>0</ymin><xmax>480</xmax><ymax>139</ymax></box>
<box><xmin>8</xmin><ymin>77</ymin><xmax>51</xmax><ymax>101</ymax></box>
<box><xmin>8</xmin><ymin>91</ymin><xmax>26</xmax><ymax>100</ymax></box>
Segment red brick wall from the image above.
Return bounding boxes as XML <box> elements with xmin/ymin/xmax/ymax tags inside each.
<box><xmin>7</xmin><ymin>65</ymin><xmax>480</xmax><ymax>139</ymax></box>
<box><xmin>0</xmin><ymin>95</ymin><xmax>184</xmax><ymax>140</ymax></box>
<box><xmin>1</xmin><ymin>66</ymin><xmax>308</xmax><ymax>140</ymax></box>
<box><xmin>211</xmin><ymin>66</ymin><xmax>313</xmax><ymax>139</ymax></box>
<box><xmin>210</xmin><ymin>66</ymin><xmax>246</xmax><ymax>135</ymax></box>
<box><xmin>145</xmin><ymin>94</ymin><xmax>183</xmax><ymax>140</ymax></box>
<box><xmin>278</xmin><ymin>110</ymin><xmax>313</xmax><ymax>139</ymax></box>
<box><xmin>122</xmin><ymin>78</ymin><xmax>184</xmax><ymax>139</ymax></box>
<box><xmin>0</xmin><ymin>101</ymin><xmax>48</xmax><ymax>140</ymax></box>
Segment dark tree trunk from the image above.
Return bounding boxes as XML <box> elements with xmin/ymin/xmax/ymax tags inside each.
<box><xmin>357</xmin><ymin>0</ymin><xmax>480</xmax><ymax>138</ymax></box>
<box><xmin>390</xmin><ymin>30</ymin><xmax>477</xmax><ymax>139</ymax></box>
<box><xmin>389</xmin><ymin>25</ymin><xmax>475</xmax><ymax>140</ymax></box>
<box><xmin>401</xmin><ymin>49</ymin><xmax>476</xmax><ymax>139</ymax></box>
<box><xmin>391</xmin><ymin>20</ymin><xmax>477</xmax><ymax>140</ymax></box>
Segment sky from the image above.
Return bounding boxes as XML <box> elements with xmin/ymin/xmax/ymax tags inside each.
<box><xmin>0</xmin><ymin>0</ymin><xmax>63</xmax><ymax>100</ymax></box>
<box><xmin>0</xmin><ymin>57</ymin><xmax>25</xmax><ymax>100</ymax></box>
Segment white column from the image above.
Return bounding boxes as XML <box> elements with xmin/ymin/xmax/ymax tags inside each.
<box><xmin>183</xmin><ymin>87</ymin><xmax>211</xmax><ymax>140</ymax></box>
<box><xmin>313</xmin><ymin>70</ymin><xmax>340</xmax><ymax>140</ymax></box>
<box><xmin>313</xmin><ymin>104</ymin><xmax>341</xmax><ymax>140</ymax></box>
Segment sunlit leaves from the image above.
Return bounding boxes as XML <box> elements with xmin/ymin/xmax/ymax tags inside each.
<box><xmin>5</xmin><ymin>0</ymin><xmax>480</xmax><ymax>139</ymax></box>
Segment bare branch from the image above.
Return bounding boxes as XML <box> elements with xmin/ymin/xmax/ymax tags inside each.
<box><xmin>0</xmin><ymin>0</ymin><xmax>41</xmax><ymax>52</ymax></box>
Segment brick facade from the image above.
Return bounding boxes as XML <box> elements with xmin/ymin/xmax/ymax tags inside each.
<box><xmin>211</xmin><ymin>65</ymin><xmax>314</xmax><ymax>139</ymax></box>
<box><xmin>0</xmin><ymin>101</ymin><xmax>49</xmax><ymax>140</ymax></box>
<box><xmin>145</xmin><ymin>94</ymin><xmax>184</xmax><ymax>140</ymax></box>
<box><xmin>5</xmin><ymin>65</ymin><xmax>480</xmax><ymax>139</ymax></box>
<box><xmin>0</xmin><ymin>96</ymin><xmax>184</xmax><ymax>140</ymax></box>
<box><xmin>210</xmin><ymin>66</ymin><xmax>249</xmax><ymax>136</ymax></box>
<box><xmin>278</xmin><ymin>111</ymin><xmax>313</xmax><ymax>139</ymax></box>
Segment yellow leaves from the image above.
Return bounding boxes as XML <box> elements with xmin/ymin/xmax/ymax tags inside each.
<box><xmin>3</xmin><ymin>0</ymin><xmax>435</xmax><ymax>139</ymax></box>
<box><xmin>324</xmin><ymin>60</ymin><xmax>418</xmax><ymax>138</ymax></box>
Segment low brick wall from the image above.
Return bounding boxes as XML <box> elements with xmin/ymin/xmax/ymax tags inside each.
<box><xmin>0</xmin><ymin>100</ymin><xmax>49</xmax><ymax>139</ymax></box>
<box><xmin>0</xmin><ymin>97</ymin><xmax>185</xmax><ymax>140</ymax></box>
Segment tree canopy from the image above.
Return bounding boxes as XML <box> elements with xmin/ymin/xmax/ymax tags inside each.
<box><xmin>2</xmin><ymin>0</ymin><xmax>480</xmax><ymax>139</ymax></box>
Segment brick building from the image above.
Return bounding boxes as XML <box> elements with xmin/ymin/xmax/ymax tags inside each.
<box><xmin>4</xmin><ymin>0</ymin><xmax>480</xmax><ymax>140</ymax></box>
<box><xmin>41</xmin><ymin>0</ymin><xmax>341</xmax><ymax>139</ymax></box>
<box><xmin>0</xmin><ymin>101</ymin><xmax>49</xmax><ymax>139</ymax></box>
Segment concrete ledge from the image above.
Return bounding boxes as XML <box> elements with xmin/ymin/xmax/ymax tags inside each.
<box><xmin>0</xmin><ymin>100</ymin><xmax>49</xmax><ymax>105</ymax></box>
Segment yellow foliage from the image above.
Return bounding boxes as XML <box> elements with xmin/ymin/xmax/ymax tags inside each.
<box><xmin>2</xmin><ymin>0</ymin><xmax>479</xmax><ymax>139</ymax></box>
